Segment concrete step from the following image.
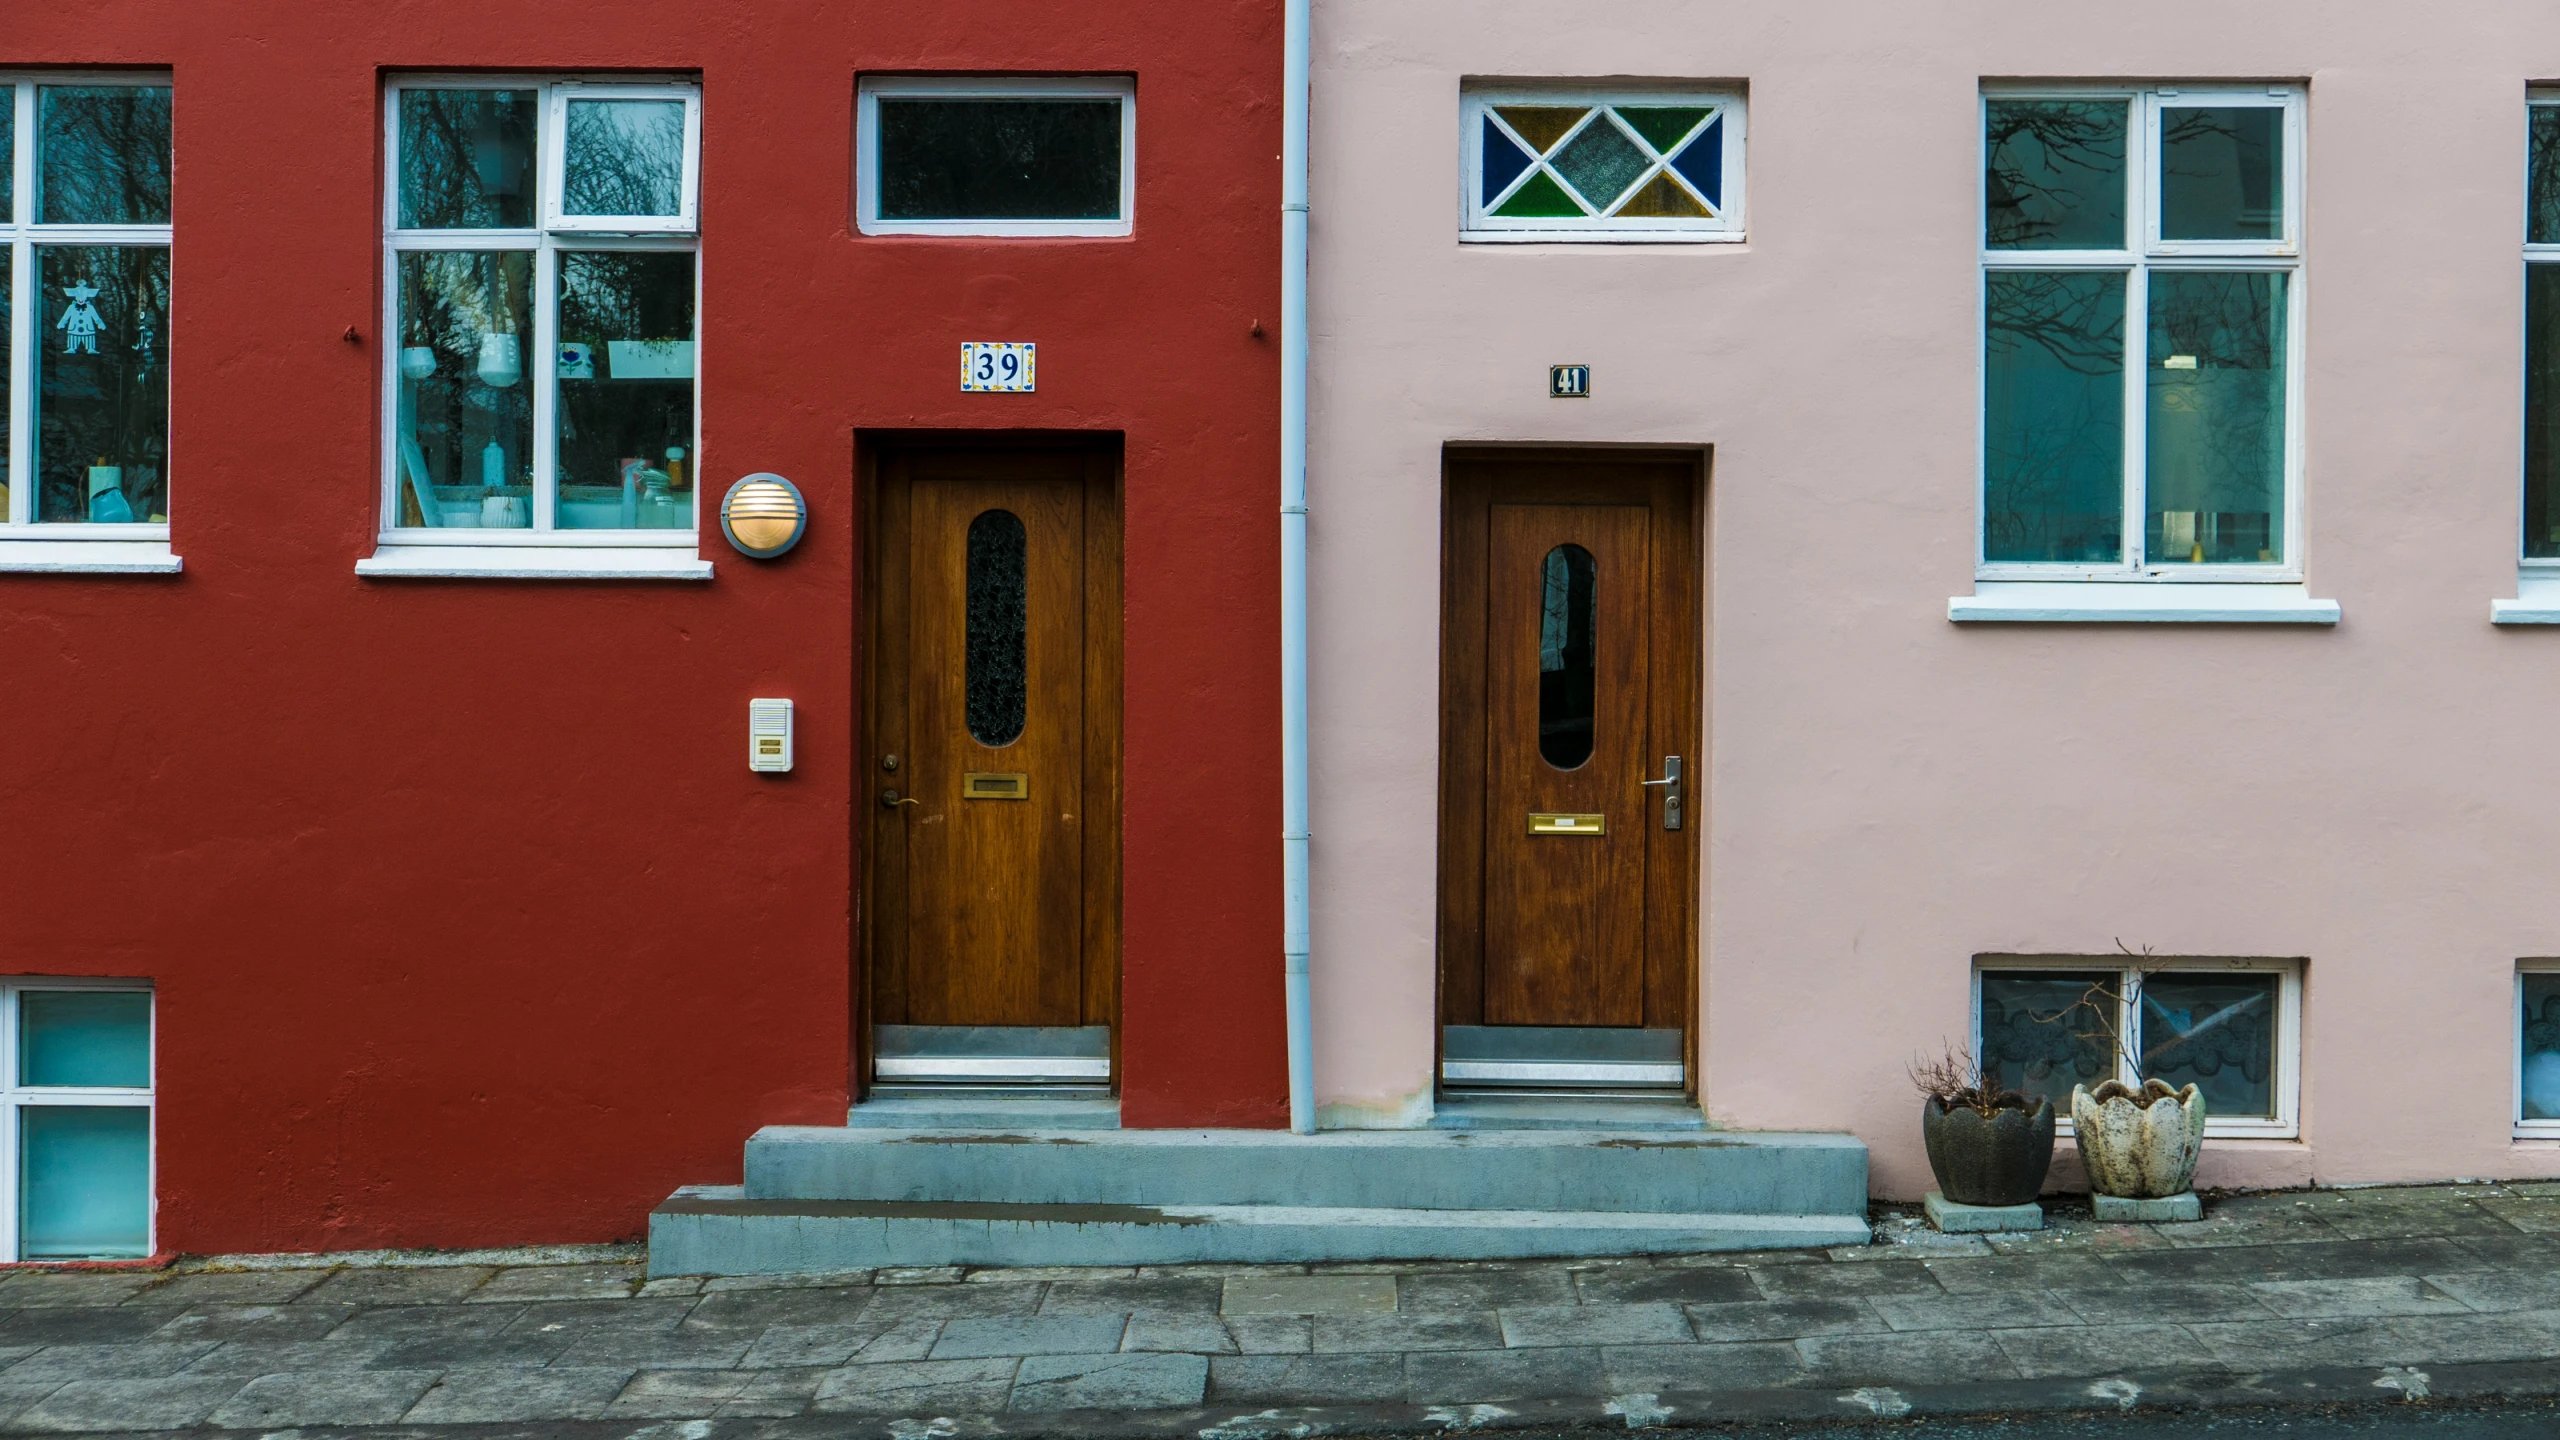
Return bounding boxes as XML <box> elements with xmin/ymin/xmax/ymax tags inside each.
<box><xmin>647</xmin><ymin>1185</ymin><xmax>1871</xmax><ymax>1276</ymax></box>
<box><xmin>1430</xmin><ymin>1094</ymin><xmax>1706</xmax><ymax>1132</ymax></box>
<box><xmin>742</xmin><ymin>1125</ymin><xmax>1866</xmax><ymax>1217</ymax></box>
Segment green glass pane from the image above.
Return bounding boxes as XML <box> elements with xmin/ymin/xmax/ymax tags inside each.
<box><xmin>1493</xmin><ymin>106</ymin><xmax>1586</xmax><ymax>154</ymax></box>
<box><xmin>2146</xmin><ymin>271</ymin><xmax>2286</xmax><ymax>564</ymax></box>
<box><xmin>2533</xmin><ymin>108</ymin><xmax>2560</xmax><ymax>247</ymax></box>
<box><xmin>1492</xmin><ymin>170</ymin><xmax>1585</xmax><ymax>218</ymax></box>
<box><xmin>2160</xmin><ymin>107</ymin><xmax>2282</xmax><ymax>241</ymax></box>
<box><xmin>1983</xmin><ymin>270</ymin><xmax>2126</xmax><ymax>563</ymax></box>
<box><xmin>2524</xmin><ymin>973</ymin><xmax>2560</xmax><ymax>1121</ymax></box>
<box><xmin>1985</xmin><ymin>99</ymin><xmax>2127</xmax><ymax>249</ymax></box>
<box><xmin>1551</xmin><ymin>117</ymin><xmax>1649</xmax><ymax>212</ymax></box>
<box><xmin>1978</xmin><ymin>972</ymin><xmax>2116</xmax><ymax>1111</ymax></box>
<box><xmin>21</xmin><ymin>993</ymin><xmax>149</xmax><ymax>1088</ymax></box>
<box><xmin>1615</xmin><ymin>171</ymin><xmax>1708</xmax><ymax>218</ymax></box>
<box><xmin>2139</xmin><ymin>973</ymin><xmax>2276</xmax><ymax>1120</ymax></box>
<box><xmin>21</xmin><ymin>1107</ymin><xmax>149</xmax><ymax>1259</ymax></box>
<box><xmin>2526</xmin><ymin>266</ymin><xmax>2560</xmax><ymax>557</ymax></box>
<box><xmin>1616</xmin><ymin>106</ymin><xmax>1709</xmax><ymax>155</ymax></box>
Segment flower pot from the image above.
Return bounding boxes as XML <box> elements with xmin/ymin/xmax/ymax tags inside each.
<box><xmin>2071</xmin><ymin>1079</ymin><xmax>2207</xmax><ymax>1199</ymax></box>
<box><xmin>1920</xmin><ymin>1095</ymin><xmax>2055</xmax><ymax>1208</ymax></box>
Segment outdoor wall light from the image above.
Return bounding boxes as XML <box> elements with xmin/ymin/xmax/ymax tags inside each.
<box><xmin>720</xmin><ymin>473</ymin><xmax>808</xmax><ymax>558</ymax></box>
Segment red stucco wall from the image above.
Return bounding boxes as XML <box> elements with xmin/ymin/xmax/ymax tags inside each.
<box><xmin>4</xmin><ymin>1</ymin><xmax>1284</xmax><ymax>1253</ymax></box>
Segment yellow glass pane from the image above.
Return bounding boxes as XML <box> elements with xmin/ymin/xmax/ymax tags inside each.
<box><xmin>1494</xmin><ymin>106</ymin><xmax>1588</xmax><ymax>154</ymax></box>
<box><xmin>1614</xmin><ymin>171</ymin><xmax>1710</xmax><ymax>218</ymax></box>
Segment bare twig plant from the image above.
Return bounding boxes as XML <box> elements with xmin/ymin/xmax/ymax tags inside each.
<box><xmin>2026</xmin><ymin>939</ymin><xmax>2169</xmax><ymax>1071</ymax></box>
<box><xmin>1909</xmin><ymin>1041</ymin><xmax>2028</xmax><ymax>1116</ymax></box>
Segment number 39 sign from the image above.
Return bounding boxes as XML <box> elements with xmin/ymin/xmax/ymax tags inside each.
<box><xmin>960</xmin><ymin>341</ymin><xmax>1036</xmax><ymax>393</ymax></box>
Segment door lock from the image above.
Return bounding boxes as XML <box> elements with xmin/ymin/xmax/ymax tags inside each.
<box><xmin>1639</xmin><ymin>755</ymin><xmax>1683</xmax><ymax>831</ymax></box>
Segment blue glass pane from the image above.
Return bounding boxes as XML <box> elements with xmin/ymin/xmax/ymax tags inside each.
<box><xmin>1480</xmin><ymin>116</ymin><xmax>1532</xmax><ymax>205</ymax></box>
<box><xmin>2524</xmin><ymin>975</ymin><xmax>2560</xmax><ymax>1121</ymax></box>
<box><xmin>1983</xmin><ymin>270</ymin><xmax>2126</xmax><ymax>563</ymax></box>
<box><xmin>21</xmin><ymin>1106</ymin><xmax>149</xmax><ymax>1259</ymax></box>
<box><xmin>1666</xmin><ymin>116</ymin><xmax>1722</xmax><ymax>210</ymax></box>
<box><xmin>2139</xmin><ymin>973</ymin><xmax>2276</xmax><ymax>1119</ymax></box>
<box><xmin>21</xmin><ymin>993</ymin><xmax>150</xmax><ymax>1088</ymax></box>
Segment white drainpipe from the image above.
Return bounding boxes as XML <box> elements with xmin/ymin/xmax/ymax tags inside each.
<box><xmin>1280</xmin><ymin>0</ymin><xmax>1316</xmax><ymax>1135</ymax></box>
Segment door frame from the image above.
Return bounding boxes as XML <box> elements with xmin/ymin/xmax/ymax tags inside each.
<box><xmin>857</xmin><ymin>432</ymin><xmax>1125</xmax><ymax>1102</ymax></box>
<box><xmin>1436</xmin><ymin>444</ymin><xmax>1707</xmax><ymax>1097</ymax></box>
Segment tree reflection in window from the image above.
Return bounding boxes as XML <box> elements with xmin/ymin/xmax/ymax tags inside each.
<box><xmin>36</xmin><ymin>87</ymin><xmax>170</xmax><ymax>226</ymax></box>
<box><xmin>1537</xmin><ymin>544</ymin><xmax>1596</xmax><ymax>769</ymax></box>
<box><xmin>966</xmin><ymin>509</ymin><xmax>1028</xmax><ymax>747</ymax></box>
<box><xmin>563</xmin><ymin>101</ymin><xmax>685</xmax><ymax>218</ymax></box>
<box><xmin>398</xmin><ymin>90</ymin><xmax>536</xmax><ymax>230</ymax></box>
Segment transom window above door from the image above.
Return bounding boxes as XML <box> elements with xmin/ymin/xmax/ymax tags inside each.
<box><xmin>1978</xmin><ymin>86</ymin><xmax>2304</xmax><ymax>583</ymax></box>
<box><xmin>365</xmin><ymin>77</ymin><xmax>708</xmax><ymax>580</ymax></box>
<box><xmin>1463</xmin><ymin>88</ymin><xmax>1744</xmax><ymax>241</ymax></box>
<box><xmin>858</xmin><ymin>77</ymin><xmax>1135</xmax><ymax>238</ymax></box>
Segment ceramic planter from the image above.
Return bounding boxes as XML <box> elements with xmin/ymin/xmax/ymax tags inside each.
<box><xmin>1919</xmin><ymin>1095</ymin><xmax>2055</xmax><ymax>1208</ymax></box>
<box><xmin>2072</xmin><ymin>1079</ymin><xmax>2207</xmax><ymax>1199</ymax></box>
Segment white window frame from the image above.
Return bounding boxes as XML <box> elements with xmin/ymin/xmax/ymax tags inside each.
<box><xmin>0</xmin><ymin>73</ymin><xmax>180</xmax><ymax>575</ymax></box>
<box><xmin>0</xmin><ymin>978</ymin><xmax>154</xmax><ymax>1262</ymax></box>
<box><xmin>365</xmin><ymin>75</ymin><xmax>710</xmax><ymax>581</ymax></box>
<box><xmin>1459</xmin><ymin>86</ymin><xmax>1745</xmax><ymax>243</ymax></box>
<box><xmin>1967</xmin><ymin>85</ymin><xmax>2311</xmax><ymax>606</ymax></box>
<box><xmin>857</xmin><ymin>76</ymin><xmax>1136</xmax><ymax>239</ymax></box>
<box><xmin>2515</xmin><ymin>962</ymin><xmax>2560</xmax><ymax>1138</ymax></box>
<box><xmin>2497</xmin><ymin>94</ymin><xmax>2560</xmax><ymax>622</ymax></box>
<box><xmin>1971</xmin><ymin>954</ymin><xmax>2303</xmax><ymax>1141</ymax></box>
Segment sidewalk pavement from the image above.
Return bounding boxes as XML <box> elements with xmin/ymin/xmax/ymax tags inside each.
<box><xmin>1</xmin><ymin>1183</ymin><xmax>2560</xmax><ymax>1436</ymax></box>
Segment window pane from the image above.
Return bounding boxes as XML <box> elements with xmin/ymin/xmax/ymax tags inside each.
<box><xmin>2527</xmin><ymin>267</ymin><xmax>2560</xmax><ymax>558</ymax></box>
<box><xmin>1985</xmin><ymin>100</ymin><xmax>2127</xmax><ymax>250</ymax></box>
<box><xmin>36</xmin><ymin>246</ymin><xmax>169</xmax><ymax>524</ymax></box>
<box><xmin>2146</xmin><ymin>271</ymin><xmax>2286</xmax><ymax>564</ymax></box>
<box><xmin>2139</xmin><ymin>972</ymin><xmax>2278</xmax><ymax>1120</ymax></box>
<box><xmin>36</xmin><ymin>86</ymin><xmax>172</xmax><ymax>226</ymax></box>
<box><xmin>1984</xmin><ymin>270</ymin><xmax>2126</xmax><ymax>563</ymax></box>
<box><xmin>1978</xmin><ymin>971</ymin><xmax>2117</xmax><ymax>1111</ymax></box>
<box><xmin>0</xmin><ymin>86</ymin><xmax>14</xmax><ymax>224</ymax></box>
<box><xmin>966</xmin><ymin>509</ymin><xmax>1029</xmax><ymax>747</ymax></box>
<box><xmin>394</xmin><ymin>251</ymin><xmax>535</xmax><ymax>529</ymax></box>
<box><xmin>0</xmin><ymin>248</ymin><xmax>10</xmax><ymax>524</ymax></box>
<box><xmin>20</xmin><ymin>1106</ymin><xmax>149</xmax><ymax>1259</ymax></box>
<box><xmin>562</xmin><ymin>100</ymin><xmax>686</xmax><ymax>219</ymax></box>
<box><xmin>2533</xmin><ymin>108</ymin><xmax>2560</xmax><ymax>247</ymax></box>
<box><xmin>2160</xmin><ymin>106</ymin><xmax>2281</xmax><ymax>241</ymax></box>
<box><xmin>1551</xmin><ymin>115</ymin><xmax>1650</xmax><ymax>212</ymax></box>
<box><xmin>1537</xmin><ymin>544</ymin><xmax>1596</xmax><ymax>769</ymax></box>
<box><xmin>2523</xmin><ymin>974</ymin><xmax>2560</xmax><ymax>1121</ymax></box>
<box><xmin>398</xmin><ymin>89</ymin><xmax>536</xmax><ymax>230</ymax></box>
<box><xmin>20</xmin><ymin>993</ymin><xmax>149</xmax><ymax>1089</ymax></box>
<box><xmin>555</xmin><ymin>251</ymin><xmax>695</xmax><ymax>530</ymax></box>
<box><xmin>877</xmin><ymin>99</ymin><xmax>1121</xmax><ymax>221</ymax></box>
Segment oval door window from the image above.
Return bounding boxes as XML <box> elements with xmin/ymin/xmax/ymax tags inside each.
<box><xmin>966</xmin><ymin>509</ymin><xmax>1028</xmax><ymax>746</ymax></box>
<box><xmin>1538</xmin><ymin>543</ymin><xmax>1596</xmax><ymax>769</ymax></box>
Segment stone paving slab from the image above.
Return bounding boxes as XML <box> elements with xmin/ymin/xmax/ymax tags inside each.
<box><xmin>0</xmin><ymin>1183</ymin><xmax>2558</xmax><ymax>1433</ymax></box>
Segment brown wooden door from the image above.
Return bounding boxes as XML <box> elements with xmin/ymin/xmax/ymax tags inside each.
<box><xmin>1441</xmin><ymin>452</ymin><xmax>1700</xmax><ymax>1037</ymax></box>
<box><xmin>866</xmin><ymin>443</ymin><xmax>1121</xmax><ymax>1036</ymax></box>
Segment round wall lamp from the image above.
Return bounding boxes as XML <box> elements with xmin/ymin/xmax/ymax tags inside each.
<box><xmin>720</xmin><ymin>473</ymin><xmax>808</xmax><ymax>559</ymax></box>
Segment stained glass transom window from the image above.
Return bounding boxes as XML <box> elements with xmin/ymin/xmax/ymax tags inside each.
<box><xmin>1465</xmin><ymin>91</ymin><xmax>1742</xmax><ymax>239</ymax></box>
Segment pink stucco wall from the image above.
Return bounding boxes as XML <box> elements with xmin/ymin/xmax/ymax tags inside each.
<box><xmin>1307</xmin><ymin>1</ymin><xmax>2560</xmax><ymax>1196</ymax></box>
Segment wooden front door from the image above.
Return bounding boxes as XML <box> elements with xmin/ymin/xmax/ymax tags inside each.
<box><xmin>1440</xmin><ymin>451</ymin><xmax>1700</xmax><ymax>1036</ymax></box>
<box><xmin>866</xmin><ymin>443</ymin><xmax>1120</xmax><ymax>1041</ymax></box>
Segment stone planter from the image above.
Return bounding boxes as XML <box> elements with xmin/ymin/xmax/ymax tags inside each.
<box><xmin>2071</xmin><ymin>1079</ymin><xmax>2207</xmax><ymax>1199</ymax></box>
<box><xmin>1919</xmin><ymin>1095</ymin><xmax>2055</xmax><ymax>1208</ymax></box>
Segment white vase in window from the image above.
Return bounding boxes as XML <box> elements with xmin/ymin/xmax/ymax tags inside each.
<box><xmin>476</xmin><ymin>332</ymin><xmax>521</xmax><ymax>388</ymax></box>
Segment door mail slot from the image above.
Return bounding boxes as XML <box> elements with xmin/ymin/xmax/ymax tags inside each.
<box><xmin>1527</xmin><ymin>813</ymin><xmax>1605</xmax><ymax>835</ymax></box>
<box><xmin>962</xmin><ymin>772</ymin><xmax>1030</xmax><ymax>800</ymax></box>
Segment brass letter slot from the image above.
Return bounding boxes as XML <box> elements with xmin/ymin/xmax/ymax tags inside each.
<box><xmin>1527</xmin><ymin>812</ymin><xmax>1606</xmax><ymax>835</ymax></box>
<box><xmin>963</xmin><ymin>772</ymin><xmax>1030</xmax><ymax>800</ymax></box>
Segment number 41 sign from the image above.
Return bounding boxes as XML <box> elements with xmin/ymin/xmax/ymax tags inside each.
<box><xmin>961</xmin><ymin>341</ymin><xmax>1036</xmax><ymax>393</ymax></box>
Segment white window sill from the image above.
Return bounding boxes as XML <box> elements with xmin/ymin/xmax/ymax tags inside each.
<box><xmin>1950</xmin><ymin>582</ymin><xmax>2339</xmax><ymax>624</ymax></box>
<box><xmin>356</xmin><ymin>545</ymin><xmax>713</xmax><ymax>581</ymax></box>
<box><xmin>2491</xmin><ymin>572</ymin><xmax>2560</xmax><ymax>623</ymax></box>
<box><xmin>0</xmin><ymin>540</ymin><xmax>182</xmax><ymax>574</ymax></box>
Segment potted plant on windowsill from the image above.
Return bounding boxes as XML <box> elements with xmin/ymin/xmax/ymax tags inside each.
<box><xmin>1912</xmin><ymin>1045</ymin><xmax>2053</xmax><ymax>1232</ymax></box>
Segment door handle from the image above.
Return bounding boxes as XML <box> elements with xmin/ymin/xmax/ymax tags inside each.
<box><xmin>1638</xmin><ymin>756</ymin><xmax>1683</xmax><ymax>831</ymax></box>
<box><xmin>881</xmin><ymin>788</ymin><xmax>920</xmax><ymax>809</ymax></box>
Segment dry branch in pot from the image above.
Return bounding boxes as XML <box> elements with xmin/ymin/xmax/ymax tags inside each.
<box><xmin>1911</xmin><ymin>1042</ymin><xmax>2054</xmax><ymax>1208</ymax></box>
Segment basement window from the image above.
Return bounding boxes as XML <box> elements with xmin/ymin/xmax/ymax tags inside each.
<box><xmin>2518</xmin><ymin>965</ymin><xmax>2560</xmax><ymax>1137</ymax></box>
<box><xmin>857</xmin><ymin>77</ymin><xmax>1135</xmax><ymax>237</ymax></box>
<box><xmin>1973</xmin><ymin>955</ymin><xmax>2300</xmax><ymax>1139</ymax></box>
<box><xmin>1</xmin><ymin>982</ymin><xmax>153</xmax><ymax>1260</ymax></box>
